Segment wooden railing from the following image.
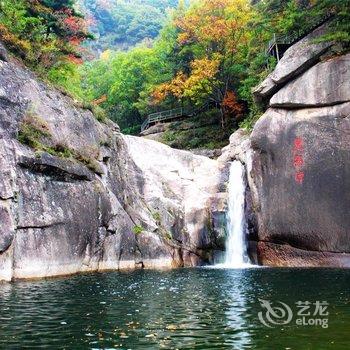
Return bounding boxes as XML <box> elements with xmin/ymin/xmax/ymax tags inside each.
<box><xmin>141</xmin><ymin>106</ymin><xmax>200</xmax><ymax>132</ymax></box>
<box><xmin>141</xmin><ymin>103</ymin><xmax>212</xmax><ymax>132</ymax></box>
<box><xmin>266</xmin><ymin>9</ymin><xmax>334</xmax><ymax>59</ymax></box>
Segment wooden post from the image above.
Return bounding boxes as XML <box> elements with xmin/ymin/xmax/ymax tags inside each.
<box><xmin>274</xmin><ymin>34</ymin><xmax>280</xmax><ymax>62</ymax></box>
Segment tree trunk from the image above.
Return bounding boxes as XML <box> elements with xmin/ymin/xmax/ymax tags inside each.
<box><xmin>220</xmin><ymin>107</ymin><xmax>225</xmax><ymax>129</ymax></box>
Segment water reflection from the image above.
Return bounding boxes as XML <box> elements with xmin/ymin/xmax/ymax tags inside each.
<box><xmin>222</xmin><ymin>269</ymin><xmax>253</xmax><ymax>349</ymax></box>
<box><xmin>0</xmin><ymin>268</ymin><xmax>349</xmax><ymax>349</ymax></box>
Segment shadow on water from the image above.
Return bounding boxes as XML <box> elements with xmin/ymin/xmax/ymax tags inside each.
<box><xmin>0</xmin><ymin>268</ymin><xmax>350</xmax><ymax>349</ymax></box>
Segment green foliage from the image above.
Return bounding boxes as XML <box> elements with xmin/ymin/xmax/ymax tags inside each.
<box><xmin>313</xmin><ymin>0</ymin><xmax>350</xmax><ymax>47</ymax></box>
<box><xmin>161</xmin><ymin>109</ymin><xmax>236</xmax><ymax>149</ymax></box>
<box><xmin>0</xmin><ymin>0</ymin><xmax>91</xmax><ymax>64</ymax></box>
<box><xmin>47</xmin><ymin>61</ymin><xmax>84</xmax><ymax>98</ymax></box>
<box><xmin>10</xmin><ymin>0</ymin><xmax>346</xmax><ymax>142</ymax></box>
<box><xmin>0</xmin><ymin>0</ymin><xmax>45</xmax><ymax>60</ymax></box>
<box><xmin>121</xmin><ymin>125</ymin><xmax>142</xmax><ymax>136</ymax></box>
<box><xmin>0</xmin><ymin>0</ymin><xmax>92</xmax><ymax>100</ymax></box>
<box><xmin>79</xmin><ymin>36</ymin><xmax>177</xmax><ymax>129</ymax></box>
<box><xmin>239</xmin><ymin>104</ymin><xmax>263</xmax><ymax>131</ymax></box>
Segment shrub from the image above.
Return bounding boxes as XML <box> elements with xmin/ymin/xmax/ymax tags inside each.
<box><xmin>152</xmin><ymin>212</ymin><xmax>161</xmax><ymax>223</ymax></box>
<box><xmin>132</xmin><ymin>225</ymin><xmax>144</xmax><ymax>235</ymax></box>
<box><xmin>17</xmin><ymin>111</ymin><xmax>52</xmax><ymax>150</ymax></box>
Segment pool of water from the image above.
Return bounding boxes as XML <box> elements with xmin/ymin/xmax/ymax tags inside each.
<box><xmin>0</xmin><ymin>268</ymin><xmax>349</xmax><ymax>349</ymax></box>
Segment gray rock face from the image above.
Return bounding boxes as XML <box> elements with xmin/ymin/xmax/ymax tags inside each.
<box><xmin>253</xmin><ymin>24</ymin><xmax>333</xmax><ymax>102</ymax></box>
<box><xmin>189</xmin><ymin>148</ymin><xmax>222</xmax><ymax>159</ymax></box>
<box><xmin>218</xmin><ymin>129</ymin><xmax>251</xmax><ymax>165</ymax></box>
<box><xmin>123</xmin><ymin>135</ymin><xmax>223</xmax><ymax>264</ymax></box>
<box><xmin>0</xmin><ymin>42</ymin><xmax>8</xmax><ymax>61</ymax></box>
<box><xmin>247</xmin><ymin>25</ymin><xmax>350</xmax><ymax>267</ymax></box>
<box><xmin>251</xmin><ymin>104</ymin><xmax>350</xmax><ymax>258</ymax></box>
<box><xmin>0</xmin><ymin>46</ymin><xmax>224</xmax><ymax>281</ymax></box>
<box><xmin>270</xmin><ymin>54</ymin><xmax>350</xmax><ymax>107</ymax></box>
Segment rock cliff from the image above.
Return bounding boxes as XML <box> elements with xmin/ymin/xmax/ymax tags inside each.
<box><xmin>1</xmin><ymin>22</ymin><xmax>348</xmax><ymax>280</ymax></box>
<box><xmin>0</xmin><ymin>43</ymin><xmax>226</xmax><ymax>281</ymax></box>
<box><xmin>234</xmin><ymin>26</ymin><xmax>350</xmax><ymax>267</ymax></box>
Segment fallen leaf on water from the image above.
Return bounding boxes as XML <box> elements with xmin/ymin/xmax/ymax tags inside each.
<box><xmin>145</xmin><ymin>333</ymin><xmax>157</xmax><ymax>338</ymax></box>
<box><xmin>166</xmin><ymin>324</ymin><xmax>177</xmax><ymax>330</ymax></box>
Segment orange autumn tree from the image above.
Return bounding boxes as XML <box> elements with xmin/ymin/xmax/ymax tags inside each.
<box><xmin>222</xmin><ymin>90</ymin><xmax>244</xmax><ymax>120</ymax></box>
<box><xmin>152</xmin><ymin>57</ymin><xmax>220</xmax><ymax>104</ymax></box>
<box><xmin>152</xmin><ymin>0</ymin><xmax>254</xmax><ymax>127</ymax></box>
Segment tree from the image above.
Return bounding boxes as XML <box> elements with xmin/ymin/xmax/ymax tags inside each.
<box><xmin>0</xmin><ymin>0</ymin><xmax>91</xmax><ymax>67</ymax></box>
<box><xmin>151</xmin><ymin>0</ymin><xmax>253</xmax><ymax>127</ymax></box>
<box><xmin>78</xmin><ymin>0</ymin><xmax>181</xmax><ymax>54</ymax></box>
<box><xmin>313</xmin><ymin>0</ymin><xmax>350</xmax><ymax>47</ymax></box>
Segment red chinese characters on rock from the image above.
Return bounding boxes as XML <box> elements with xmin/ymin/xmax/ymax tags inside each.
<box><xmin>293</xmin><ymin>137</ymin><xmax>305</xmax><ymax>185</ymax></box>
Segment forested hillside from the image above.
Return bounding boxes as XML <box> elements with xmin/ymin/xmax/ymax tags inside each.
<box><xmin>0</xmin><ymin>0</ymin><xmax>349</xmax><ymax>149</ymax></box>
<box><xmin>79</xmin><ymin>0</ymin><xmax>349</xmax><ymax>145</ymax></box>
<box><xmin>77</xmin><ymin>0</ymin><xmax>181</xmax><ymax>54</ymax></box>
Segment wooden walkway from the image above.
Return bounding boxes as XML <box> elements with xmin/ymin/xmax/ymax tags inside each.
<box><xmin>141</xmin><ymin>105</ymin><xmax>208</xmax><ymax>132</ymax></box>
<box><xmin>266</xmin><ymin>10</ymin><xmax>334</xmax><ymax>61</ymax></box>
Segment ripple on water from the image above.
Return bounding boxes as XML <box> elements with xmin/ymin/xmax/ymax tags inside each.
<box><xmin>0</xmin><ymin>268</ymin><xmax>349</xmax><ymax>349</ymax></box>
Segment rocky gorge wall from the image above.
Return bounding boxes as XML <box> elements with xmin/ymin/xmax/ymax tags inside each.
<box><xmin>229</xmin><ymin>25</ymin><xmax>350</xmax><ymax>267</ymax></box>
<box><xmin>0</xmin><ymin>22</ymin><xmax>349</xmax><ymax>281</ymax></box>
<box><xmin>0</xmin><ymin>43</ymin><xmax>228</xmax><ymax>281</ymax></box>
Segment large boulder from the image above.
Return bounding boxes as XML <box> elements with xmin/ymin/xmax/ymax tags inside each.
<box><xmin>253</xmin><ymin>24</ymin><xmax>333</xmax><ymax>103</ymax></box>
<box><xmin>270</xmin><ymin>54</ymin><xmax>350</xmax><ymax>108</ymax></box>
<box><xmin>248</xmin><ymin>22</ymin><xmax>350</xmax><ymax>267</ymax></box>
<box><xmin>123</xmin><ymin>135</ymin><xmax>222</xmax><ymax>265</ymax></box>
<box><xmin>0</xmin><ymin>45</ymin><xmax>223</xmax><ymax>281</ymax></box>
<box><xmin>250</xmin><ymin>102</ymin><xmax>350</xmax><ymax>266</ymax></box>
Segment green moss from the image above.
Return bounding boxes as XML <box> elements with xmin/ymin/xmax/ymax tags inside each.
<box><xmin>74</xmin><ymin>153</ymin><xmax>102</xmax><ymax>174</ymax></box>
<box><xmin>46</xmin><ymin>143</ymin><xmax>73</xmax><ymax>158</ymax></box>
<box><xmin>92</xmin><ymin>105</ymin><xmax>107</xmax><ymax>123</ymax></box>
<box><xmin>164</xmin><ymin>231</ymin><xmax>172</xmax><ymax>240</ymax></box>
<box><xmin>17</xmin><ymin>109</ymin><xmax>104</xmax><ymax>175</ymax></box>
<box><xmin>132</xmin><ymin>225</ymin><xmax>144</xmax><ymax>235</ymax></box>
<box><xmin>17</xmin><ymin>112</ymin><xmax>52</xmax><ymax>150</ymax></box>
<box><xmin>74</xmin><ymin>100</ymin><xmax>107</xmax><ymax>123</ymax></box>
<box><xmin>152</xmin><ymin>211</ymin><xmax>161</xmax><ymax>223</ymax></box>
<box><xmin>161</xmin><ymin>125</ymin><xmax>233</xmax><ymax>150</ymax></box>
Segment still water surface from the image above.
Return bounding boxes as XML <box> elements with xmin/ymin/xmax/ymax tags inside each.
<box><xmin>0</xmin><ymin>268</ymin><xmax>349</xmax><ymax>349</ymax></box>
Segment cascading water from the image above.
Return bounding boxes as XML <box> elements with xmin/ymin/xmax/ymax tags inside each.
<box><xmin>223</xmin><ymin>160</ymin><xmax>251</xmax><ymax>268</ymax></box>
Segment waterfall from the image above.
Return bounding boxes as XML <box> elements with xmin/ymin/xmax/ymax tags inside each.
<box><xmin>223</xmin><ymin>161</ymin><xmax>250</xmax><ymax>268</ymax></box>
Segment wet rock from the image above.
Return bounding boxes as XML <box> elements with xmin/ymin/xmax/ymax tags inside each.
<box><xmin>257</xmin><ymin>242</ymin><xmax>350</xmax><ymax>268</ymax></box>
<box><xmin>218</xmin><ymin>129</ymin><xmax>251</xmax><ymax>165</ymax></box>
<box><xmin>18</xmin><ymin>153</ymin><xmax>94</xmax><ymax>181</ymax></box>
<box><xmin>189</xmin><ymin>148</ymin><xmax>222</xmax><ymax>159</ymax></box>
<box><xmin>247</xmin><ymin>21</ymin><xmax>350</xmax><ymax>267</ymax></box>
<box><xmin>0</xmin><ymin>200</ymin><xmax>15</xmax><ymax>253</ymax></box>
<box><xmin>123</xmin><ymin>135</ymin><xmax>222</xmax><ymax>264</ymax></box>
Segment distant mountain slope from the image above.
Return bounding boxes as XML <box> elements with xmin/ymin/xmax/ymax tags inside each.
<box><xmin>78</xmin><ymin>0</ymin><xmax>180</xmax><ymax>55</ymax></box>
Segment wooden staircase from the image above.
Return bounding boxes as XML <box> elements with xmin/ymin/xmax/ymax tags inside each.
<box><xmin>266</xmin><ymin>9</ymin><xmax>334</xmax><ymax>61</ymax></box>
